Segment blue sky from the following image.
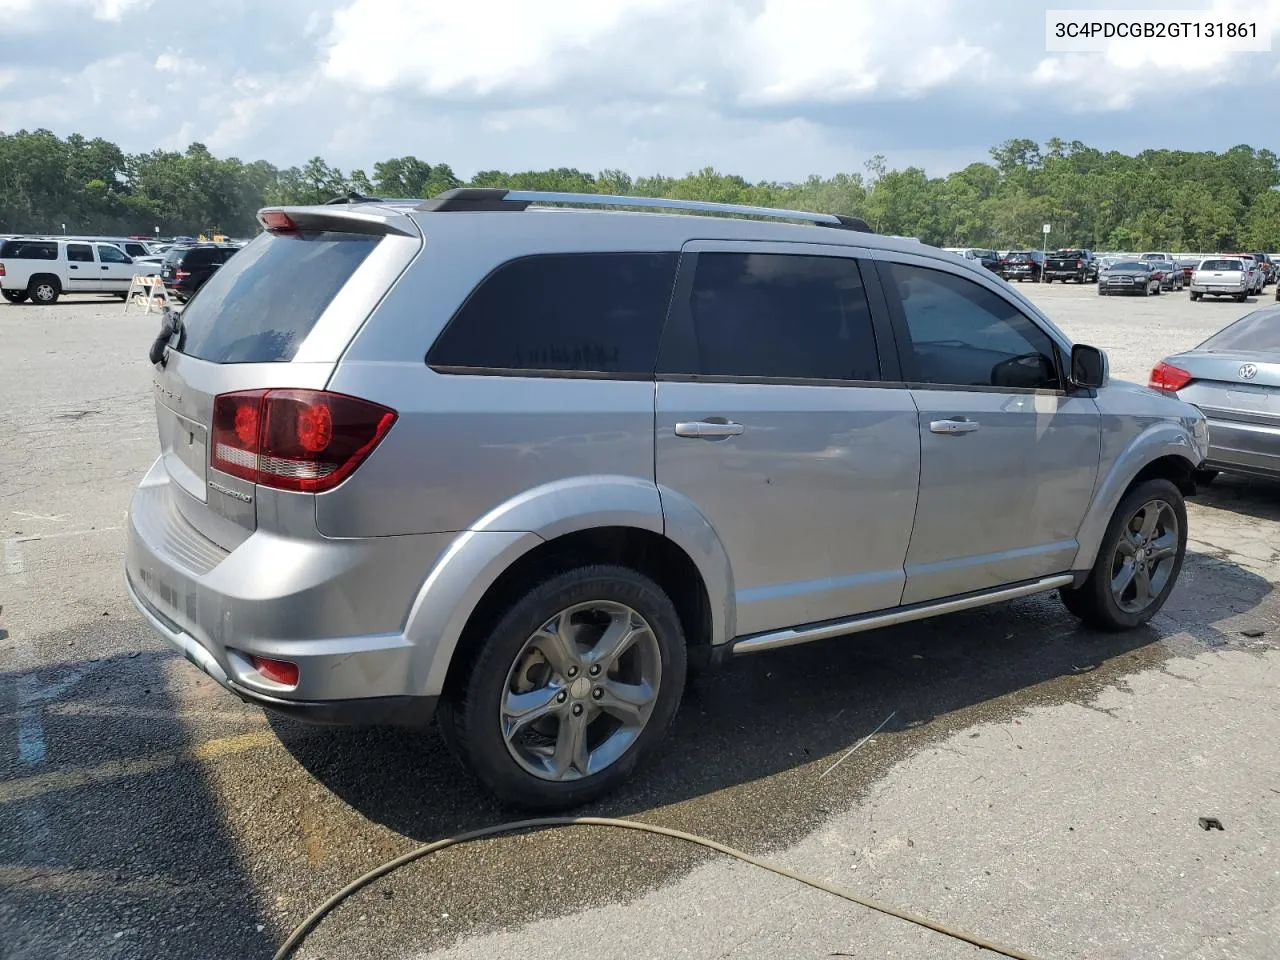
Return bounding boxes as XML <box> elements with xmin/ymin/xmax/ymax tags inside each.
<box><xmin>0</xmin><ymin>0</ymin><xmax>1276</xmax><ymax>180</ymax></box>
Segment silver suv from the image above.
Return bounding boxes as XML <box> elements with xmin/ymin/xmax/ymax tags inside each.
<box><xmin>126</xmin><ymin>189</ymin><xmax>1209</xmax><ymax>809</ymax></box>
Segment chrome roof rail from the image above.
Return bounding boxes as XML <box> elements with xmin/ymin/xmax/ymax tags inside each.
<box><xmin>415</xmin><ymin>188</ymin><xmax>872</xmax><ymax>232</ymax></box>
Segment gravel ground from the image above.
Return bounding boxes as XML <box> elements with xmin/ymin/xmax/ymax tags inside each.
<box><xmin>1</xmin><ymin>285</ymin><xmax>1278</xmax><ymax>960</ymax></box>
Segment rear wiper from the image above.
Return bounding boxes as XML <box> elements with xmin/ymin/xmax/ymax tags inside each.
<box><xmin>148</xmin><ymin>306</ymin><xmax>183</xmax><ymax>367</ymax></box>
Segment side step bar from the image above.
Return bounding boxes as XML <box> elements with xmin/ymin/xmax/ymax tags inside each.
<box><xmin>732</xmin><ymin>575</ymin><xmax>1075</xmax><ymax>655</ymax></box>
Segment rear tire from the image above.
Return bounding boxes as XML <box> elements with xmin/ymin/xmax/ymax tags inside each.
<box><xmin>1058</xmin><ymin>478</ymin><xmax>1187</xmax><ymax>631</ymax></box>
<box><xmin>1190</xmin><ymin>292</ymin><xmax>1201</xmax><ymax>301</ymax></box>
<box><xmin>1</xmin><ymin>289</ymin><xmax>28</xmax><ymax>304</ymax></box>
<box><xmin>28</xmin><ymin>277</ymin><xmax>60</xmax><ymax>305</ymax></box>
<box><xmin>439</xmin><ymin>564</ymin><xmax>687</xmax><ymax>810</ymax></box>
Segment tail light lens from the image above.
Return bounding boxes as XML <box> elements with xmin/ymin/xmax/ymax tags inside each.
<box><xmin>175</xmin><ymin>269</ymin><xmax>190</xmax><ymax>280</ymax></box>
<box><xmin>0</xmin><ymin>264</ymin><xmax>6</xmax><ymax>277</ymax></box>
<box><xmin>211</xmin><ymin>389</ymin><xmax>396</xmax><ymax>492</ymax></box>
<box><xmin>259</xmin><ymin>209</ymin><xmax>299</xmax><ymax>233</ymax></box>
<box><xmin>1149</xmin><ymin>361</ymin><xmax>1193</xmax><ymax>393</ymax></box>
<box><xmin>1076</xmin><ymin>260</ymin><xmax>1083</xmax><ymax>269</ymax></box>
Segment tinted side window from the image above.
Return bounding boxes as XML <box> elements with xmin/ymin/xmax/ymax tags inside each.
<box><xmin>67</xmin><ymin>243</ymin><xmax>94</xmax><ymax>263</ymax></box>
<box><xmin>884</xmin><ymin>262</ymin><xmax>1060</xmax><ymax>390</ymax></box>
<box><xmin>0</xmin><ymin>240</ymin><xmax>57</xmax><ymax>260</ymax></box>
<box><xmin>428</xmin><ymin>253</ymin><xmax>679</xmax><ymax>375</ymax></box>
<box><xmin>97</xmin><ymin>244</ymin><xmax>130</xmax><ymax>264</ymax></box>
<box><xmin>184</xmin><ymin>249</ymin><xmax>215</xmax><ymax>266</ymax></box>
<box><xmin>671</xmin><ymin>253</ymin><xmax>879</xmax><ymax>381</ymax></box>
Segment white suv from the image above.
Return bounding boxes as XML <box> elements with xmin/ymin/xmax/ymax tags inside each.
<box><xmin>0</xmin><ymin>238</ymin><xmax>139</xmax><ymax>304</ymax></box>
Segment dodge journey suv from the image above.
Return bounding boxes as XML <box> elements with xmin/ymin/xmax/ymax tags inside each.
<box><xmin>126</xmin><ymin>189</ymin><xmax>1209</xmax><ymax>809</ymax></box>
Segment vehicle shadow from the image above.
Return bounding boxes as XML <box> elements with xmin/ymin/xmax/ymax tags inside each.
<box><xmin>275</xmin><ymin>549</ymin><xmax>1273</xmax><ymax>848</ymax></box>
<box><xmin>0</xmin><ymin>628</ymin><xmax>272</xmax><ymax>960</ymax></box>
<box><xmin>1194</xmin><ymin>473</ymin><xmax>1280</xmax><ymax>524</ymax></box>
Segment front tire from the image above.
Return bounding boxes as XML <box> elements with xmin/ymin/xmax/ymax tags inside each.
<box><xmin>1059</xmin><ymin>479</ymin><xmax>1187</xmax><ymax>631</ymax></box>
<box><xmin>1</xmin><ymin>289</ymin><xmax>28</xmax><ymax>304</ymax></box>
<box><xmin>439</xmin><ymin>565</ymin><xmax>687</xmax><ymax>810</ymax></box>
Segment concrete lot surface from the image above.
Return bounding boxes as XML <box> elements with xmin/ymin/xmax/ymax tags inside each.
<box><xmin>1</xmin><ymin>284</ymin><xmax>1278</xmax><ymax>960</ymax></box>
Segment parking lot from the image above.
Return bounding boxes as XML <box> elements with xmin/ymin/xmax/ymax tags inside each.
<box><xmin>2</xmin><ymin>283</ymin><xmax>1279</xmax><ymax>959</ymax></box>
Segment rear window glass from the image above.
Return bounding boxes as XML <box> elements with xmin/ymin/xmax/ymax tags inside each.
<box><xmin>0</xmin><ymin>240</ymin><xmax>57</xmax><ymax>260</ymax></box>
<box><xmin>1199</xmin><ymin>311</ymin><xmax>1280</xmax><ymax>356</ymax></box>
<box><xmin>175</xmin><ymin>231</ymin><xmax>379</xmax><ymax>364</ymax></box>
<box><xmin>428</xmin><ymin>253</ymin><xmax>679</xmax><ymax>375</ymax></box>
<box><xmin>1199</xmin><ymin>259</ymin><xmax>1244</xmax><ymax>271</ymax></box>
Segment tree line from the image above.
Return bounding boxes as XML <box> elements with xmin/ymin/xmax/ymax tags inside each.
<box><xmin>1</xmin><ymin>129</ymin><xmax>1276</xmax><ymax>251</ymax></box>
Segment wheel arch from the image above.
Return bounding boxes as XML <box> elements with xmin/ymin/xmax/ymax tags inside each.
<box><xmin>1073</xmin><ymin>428</ymin><xmax>1201</xmax><ymax>570</ymax></box>
<box><xmin>404</xmin><ymin>476</ymin><xmax>734</xmax><ymax>698</ymax></box>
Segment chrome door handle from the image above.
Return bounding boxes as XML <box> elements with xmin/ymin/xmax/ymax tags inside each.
<box><xmin>675</xmin><ymin>420</ymin><xmax>745</xmax><ymax>439</ymax></box>
<box><xmin>929</xmin><ymin>418</ymin><xmax>980</xmax><ymax>435</ymax></box>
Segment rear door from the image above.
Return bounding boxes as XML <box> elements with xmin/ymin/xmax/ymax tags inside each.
<box><xmin>875</xmin><ymin>254</ymin><xmax>1101</xmax><ymax>604</ymax></box>
<box><xmin>654</xmin><ymin>241</ymin><xmax>920</xmax><ymax>637</ymax></box>
<box><xmin>65</xmin><ymin>242</ymin><xmax>99</xmax><ymax>291</ymax></box>
<box><xmin>94</xmin><ymin>243</ymin><xmax>134</xmax><ymax>291</ymax></box>
<box><xmin>150</xmin><ymin>216</ymin><xmax>419</xmax><ymax>549</ymax></box>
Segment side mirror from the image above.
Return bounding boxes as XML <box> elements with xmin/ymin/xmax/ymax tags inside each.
<box><xmin>1070</xmin><ymin>343</ymin><xmax>1108</xmax><ymax>389</ymax></box>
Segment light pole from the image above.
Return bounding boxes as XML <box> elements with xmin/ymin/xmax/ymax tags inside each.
<box><xmin>1041</xmin><ymin>222</ymin><xmax>1051</xmax><ymax>282</ymax></box>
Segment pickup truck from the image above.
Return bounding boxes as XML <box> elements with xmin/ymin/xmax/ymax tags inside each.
<box><xmin>1043</xmin><ymin>249</ymin><xmax>1096</xmax><ymax>283</ymax></box>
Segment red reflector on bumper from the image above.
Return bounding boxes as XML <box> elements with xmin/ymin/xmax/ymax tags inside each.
<box><xmin>249</xmin><ymin>655</ymin><xmax>299</xmax><ymax>687</ymax></box>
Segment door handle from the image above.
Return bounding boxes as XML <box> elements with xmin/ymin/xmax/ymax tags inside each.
<box><xmin>101</xmin><ymin>265</ymin><xmax>110</xmax><ymax>270</ymax></box>
<box><xmin>930</xmin><ymin>418</ymin><xmax>980</xmax><ymax>435</ymax></box>
<box><xmin>675</xmin><ymin>420</ymin><xmax>745</xmax><ymax>439</ymax></box>
<box><xmin>69</xmin><ymin>265</ymin><xmax>78</xmax><ymax>270</ymax></box>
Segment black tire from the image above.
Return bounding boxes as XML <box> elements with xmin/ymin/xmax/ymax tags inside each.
<box><xmin>439</xmin><ymin>564</ymin><xmax>687</xmax><ymax>810</ymax></box>
<box><xmin>28</xmin><ymin>277</ymin><xmax>60</xmax><ymax>305</ymax></box>
<box><xmin>1</xmin><ymin>289</ymin><xmax>28</xmax><ymax>304</ymax></box>
<box><xmin>1059</xmin><ymin>478</ymin><xmax>1187</xmax><ymax>631</ymax></box>
<box><xmin>1190</xmin><ymin>292</ymin><xmax>1201</xmax><ymax>301</ymax></box>
<box><xmin>1235</xmin><ymin>294</ymin><xmax>1247</xmax><ymax>303</ymax></box>
<box><xmin>1098</xmin><ymin>288</ymin><xmax>1108</xmax><ymax>296</ymax></box>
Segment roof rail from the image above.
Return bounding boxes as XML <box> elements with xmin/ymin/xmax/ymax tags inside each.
<box><xmin>415</xmin><ymin>187</ymin><xmax>872</xmax><ymax>232</ymax></box>
<box><xmin>322</xmin><ymin>192</ymin><xmax>428</xmax><ymax>206</ymax></box>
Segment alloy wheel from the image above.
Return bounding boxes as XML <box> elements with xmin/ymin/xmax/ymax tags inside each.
<box><xmin>1110</xmin><ymin>499</ymin><xmax>1179</xmax><ymax>614</ymax></box>
<box><xmin>500</xmin><ymin>600</ymin><xmax>662</xmax><ymax>781</ymax></box>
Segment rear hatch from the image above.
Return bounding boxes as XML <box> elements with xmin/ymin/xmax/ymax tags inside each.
<box><xmin>150</xmin><ymin>207</ymin><xmax>422</xmax><ymax>550</ymax></box>
<box><xmin>1193</xmin><ymin>259</ymin><xmax>1245</xmax><ymax>290</ymax></box>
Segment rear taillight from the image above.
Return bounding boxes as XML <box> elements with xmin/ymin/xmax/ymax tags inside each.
<box><xmin>174</xmin><ymin>269</ymin><xmax>190</xmax><ymax>280</ymax></box>
<box><xmin>0</xmin><ymin>263</ymin><xmax>6</xmax><ymax>277</ymax></box>
<box><xmin>210</xmin><ymin>389</ymin><xmax>396</xmax><ymax>493</ymax></box>
<box><xmin>1149</xmin><ymin>361</ymin><xmax>1193</xmax><ymax>393</ymax></box>
<box><xmin>1076</xmin><ymin>260</ymin><xmax>1082</xmax><ymax>269</ymax></box>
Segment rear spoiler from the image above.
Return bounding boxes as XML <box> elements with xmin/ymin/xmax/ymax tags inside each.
<box><xmin>256</xmin><ymin>206</ymin><xmax>419</xmax><ymax>238</ymax></box>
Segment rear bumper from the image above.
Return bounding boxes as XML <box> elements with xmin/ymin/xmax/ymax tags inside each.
<box><xmin>1190</xmin><ymin>283</ymin><xmax>1246</xmax><ymax>294</ymax></box>
<box><xmin>1203</xmin><ymin>417</ymin><xmax>1280</xmax><ymax>479</ymax></box>
<box><xmin>125</xmin><ymin>570</ymin><xmax>437</xmax><ymax>726</ymax></box>
<box><xmin>125</xmin><ymin>458</ymin><xmax>454</xmax><ymax>721</ymax></box>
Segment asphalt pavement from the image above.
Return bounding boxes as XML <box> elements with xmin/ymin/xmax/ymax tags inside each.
<box><xmin>1</xmin><ymin>284</ymin><xmax>1278</xmax><ymax>960</ymax></box>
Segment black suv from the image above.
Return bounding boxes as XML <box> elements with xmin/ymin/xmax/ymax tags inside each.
<box><xmin>1000</xmin><ymin>250</ymin><xmax>1045</xmax><ymax>282</ymax></box>
<box><xmin>161</xmin><ymin>243</ymin><xmax>240</xmax><ymax>301</ymax></box>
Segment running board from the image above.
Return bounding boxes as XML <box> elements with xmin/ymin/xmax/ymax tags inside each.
<box><xmin>731</xmin><ymin>575</ymin><xmax>1075</xmax><ymax>655</ymax></box>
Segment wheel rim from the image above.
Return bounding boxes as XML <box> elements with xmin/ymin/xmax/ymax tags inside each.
<box><xmin>34</xmin><ymin>284</ymin><xmax>54</xmax><ymax>301</ymax></box>
<box><xmin>1110</xmin><ymin>499</ymin><xmax>1179</xmax><ymax>614</ymax></box>
<box><xmin>500</xmin><ymin>600</ymin><xmax>662</xmax><ymax>782</ymax></box>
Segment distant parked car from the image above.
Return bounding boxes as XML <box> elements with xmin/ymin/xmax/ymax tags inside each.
<box><xmin>1044</xmin><ymin>249</ymin><xmax>1097</xmax><ymax>283</ymax></box>
<box><xmin>1189</xmin><ymin>257</ymin><xmax>1250</xmax><ymax>302</ymax></box>
<box><xmin>1177</xmin><ymin>258</ymin><xmax>1199</xmax><ymax>284</ymax></box>
<box><xmin>159</xmin><ymin>243</ymin><xmax>240</xmax><ymax>302</ymax></box>
<box><xmin>1249</xmin><ymin>252</ymin><xmax>1274</xmax><ymax>286</ymax></box>
<box><xmin>0</xmin><ymin>238</ymin><xmax>137</xmax><ymax>303</ymax></box>
<box><xmin>1151</xmin><ymin>304</ymin><xmax>1280</xmax><ymax>481</ymax></box>
<box><xmin>954</xmin><ymin>248</ymin><xmax>1002</xmax><ymax>273</ymax></box>
<box><xmin>1150</xmin><ymin>259</ymin><xmax>1184</xmax><ymax>292</ymax></box>
<box><xmin>1225</xmin><ymin>254</ymin><xmax>1265</xmax><ymax>294</ymax></box>
<box><xmin>1099</xmin><ymin>260</ymin><xmax>1161</xmax><ymax>296</ymax></box>
<box><xmin>1000</xmin><ymin>250</ymin><xmax>1044</xmax><ymax>282</ymax></box>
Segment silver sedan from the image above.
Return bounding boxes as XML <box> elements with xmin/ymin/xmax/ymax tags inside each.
<box><xmin>1151</xmin><ymin>304</ymin><xmax>1280</xmax><ymax>481</ymax></box>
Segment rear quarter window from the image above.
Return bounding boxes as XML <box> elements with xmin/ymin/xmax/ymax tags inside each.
<box><xmin>427</xmin><ymin>253</ymin><xmax>680</xmax><ymax>376</ymax></box>
<box><xmin>175</xmin><ymin>231</ymin><xmax>380</xmax><ymax>364</ymax></box>
<box><xmin>0</xmin><ymin>240</ymin><xmax>58</xmax><ymax>260</ymax></box>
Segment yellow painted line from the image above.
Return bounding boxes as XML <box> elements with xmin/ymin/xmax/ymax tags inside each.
<box><xmin>0</xmin><ymin>729</ymin><xmax>280</xmax><ymax>805</ymax></box>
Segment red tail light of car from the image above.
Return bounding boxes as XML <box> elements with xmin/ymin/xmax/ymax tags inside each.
<box><xmin>211</xmin><ymin>389</ymin><xmax>397</xmax><ymax>493</ymax></box>
<box><xmin>1149</xmin><ymin>361</ymin><xmax>1193</xmax><ymax>393</ymax></box>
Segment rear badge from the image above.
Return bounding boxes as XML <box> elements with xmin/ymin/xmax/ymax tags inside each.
<box><xmin>1238</xmin><ymin>363</ymin><xmax>1258</xmax><ymax>381</ymax></box>
<box><xmin>208</xmin><ymin>480</ymin><xmax>252</xmax><ymax>503</ymax></box>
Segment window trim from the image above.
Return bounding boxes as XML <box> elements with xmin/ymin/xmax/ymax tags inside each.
<box><xmin>66</xmin><ymin>242</ymin><xmax>96</xmax><ymax>263</ymax></box>
<box><xmin>425</xmin><ymin>250</ymin><xmax>682</xmax><ymax>380</ymax></box>
<box><xmin>872</xmin><ymin>252</ymin><xmax>1077</xmax><ymax>396</ymax></box>
<box><xmin>655</xmin><ymin>242</ymin><xmax>900</xmax><ymax>386</ymax></box>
